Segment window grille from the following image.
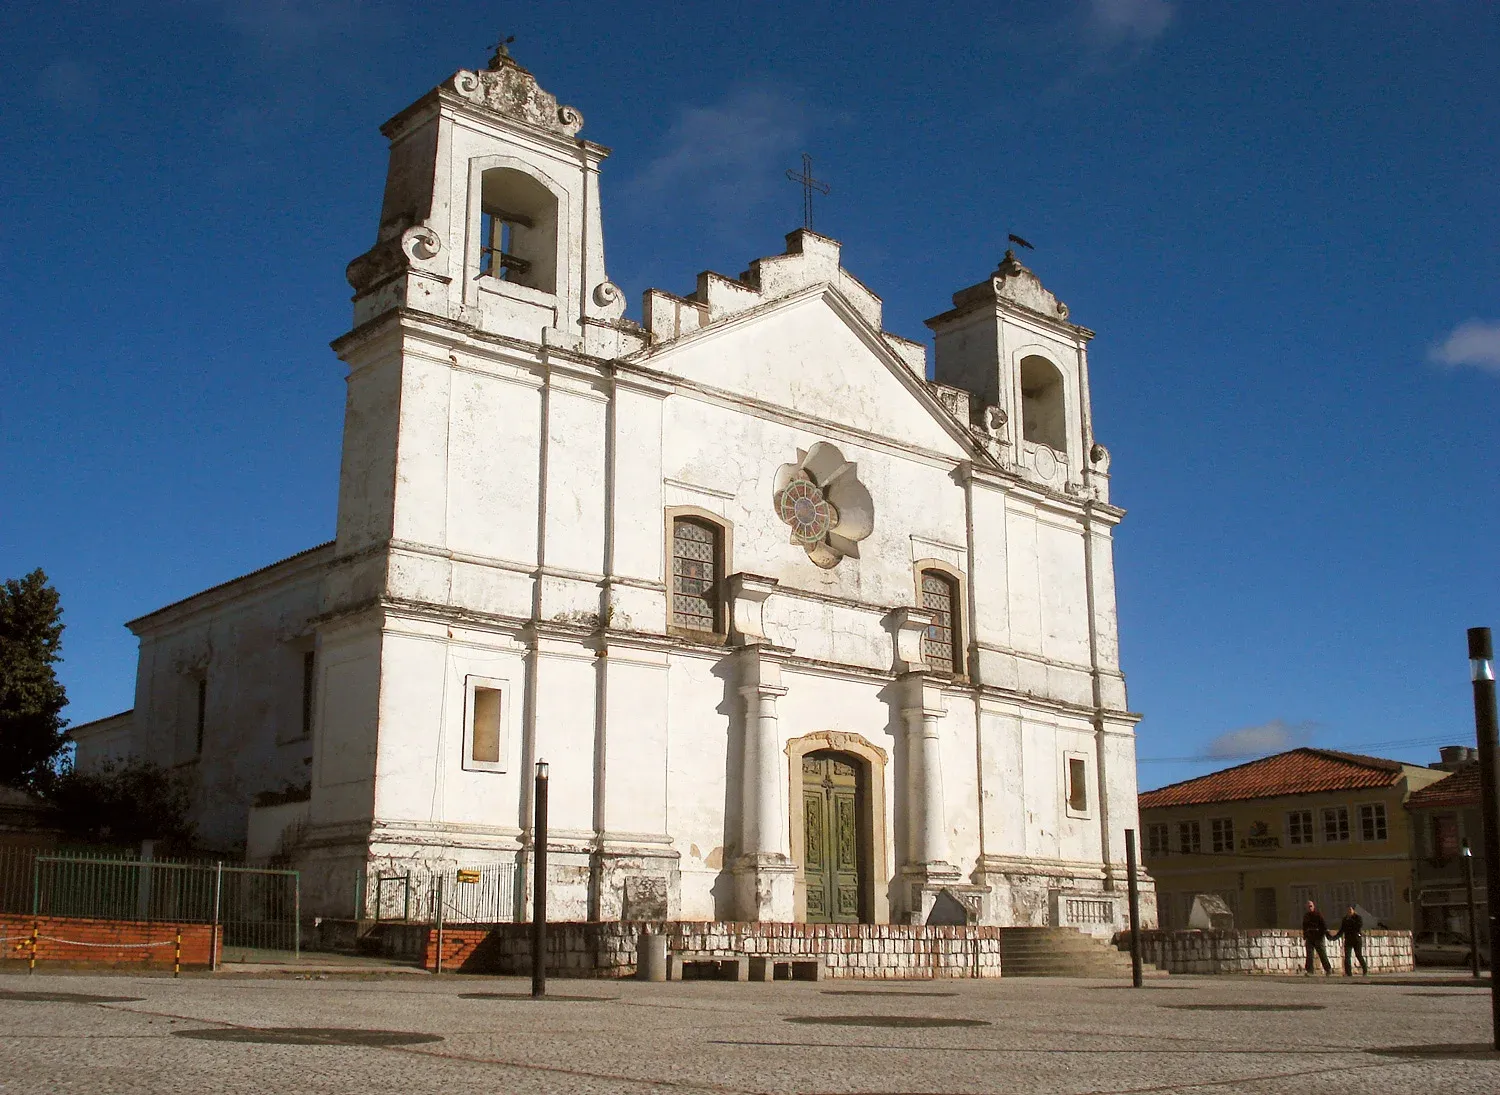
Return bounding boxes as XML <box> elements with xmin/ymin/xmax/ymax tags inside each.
<box><xmin>671</xmin><ymin>518</ymin><xmax>720</xmax><ymax>633</ymax></box>
<box><xmin>920</xmin><ymin>571</ymin><xmax>958</xmax><ymax>673</ymax></box>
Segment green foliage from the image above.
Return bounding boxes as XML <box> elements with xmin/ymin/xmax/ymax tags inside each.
<box><xmin>47</xmin><ymin>759</ymin><xmax>196</xmax><ymax>848</ymax></box>
<box><xmin>0</xmin><ymin>569</ymin><xmax>69</xmax><ymax>791</ymax></box>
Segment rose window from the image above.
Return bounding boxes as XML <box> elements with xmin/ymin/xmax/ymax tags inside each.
<box><xmin>772</xmin><ymin>442</ymin><xmax>874</xmax><ymax>569</ymax></box>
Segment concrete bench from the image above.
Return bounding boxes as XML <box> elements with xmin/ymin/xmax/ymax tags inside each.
<box><xmin>748</xmin><ymin>956</ymin><xmax>825</xmax><ymax>982</ymax></box>
<box><xmin>666</xmin><ymin>954</ymin><xmax>749</xmax><ymax>981</ymax></box>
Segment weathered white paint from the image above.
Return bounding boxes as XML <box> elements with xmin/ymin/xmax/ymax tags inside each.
<box><xmin>99</xmin><ymin>45</ymin><xmax>1152</xmax><ymax>928</ymax></box>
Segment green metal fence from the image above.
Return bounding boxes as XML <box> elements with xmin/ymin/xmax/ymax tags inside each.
<box><xmin>1</xmin><ymin>847</ymin><xmax>300</xmax><ymax>962</ymax></box>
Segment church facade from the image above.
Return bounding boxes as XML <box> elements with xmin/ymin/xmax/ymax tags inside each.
<box><xmin>77</xmin><ymin>47</ymin><xmax>1152</xmax><ymax>929</ymax></box>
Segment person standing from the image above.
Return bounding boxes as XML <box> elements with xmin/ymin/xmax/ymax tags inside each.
<box><xmin>1330</xmin><ymin>905</ymin><xmax>1368</xmax><ymax>976</ymax></box>
<box><xmin>1302</xmin><ymin>900</ymin><xmax>1332</xmax><ymax>976</ymax></box>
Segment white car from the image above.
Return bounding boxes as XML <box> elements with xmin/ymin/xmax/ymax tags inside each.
<box><xmin>1413</xmin><ymin>930</ymin><xmax>1490</xmax><ymax>968</ymax></box>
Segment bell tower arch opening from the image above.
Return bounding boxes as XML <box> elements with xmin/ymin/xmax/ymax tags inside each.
<box><xmin>477</xmin><ymin>167</ymin><xmax>558</xmax><ymax>294</ymax></box>
<box><xmin>1019</xmin><ymin>354</ymin><xmax>1067</xmax><ymax>452</ymax></box>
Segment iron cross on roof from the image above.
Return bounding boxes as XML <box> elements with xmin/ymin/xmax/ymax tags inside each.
<box><xmin>785</xmin><ymin>153</ymin><xmax>831</xmax><ymax>231</ymax></box>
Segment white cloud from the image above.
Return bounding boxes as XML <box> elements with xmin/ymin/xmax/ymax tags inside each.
<box><xmin>1202</xmin><ymin>718</ymin><xmax>1315</xmax><ymax>760</ymax></box>
<box><xmin>1086</xmin><ymin>0</ymin><xmax>1174</xmax><ymax>46</ymax></box>
<box><xmin>632</xmin><ymin>86</ymin><xmax>808</xmax><ymax>212</ymax></box>
<box><xmin>1430</xmin><ymin>320</ymin><xmax>1500</xmax><ymax>372</ymax></box>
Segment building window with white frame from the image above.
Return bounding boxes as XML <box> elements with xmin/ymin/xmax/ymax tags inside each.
<box><xmin>1066</xmin><ymin>756</ymin><xmax>1089</xmax><ymax>814</ymax></box>
<box><xmin>1287</xmin><ymin>809</ymin><xmax>1314</xmax><ymax>846</ymax></box>
<box><xmin>463</xmin><ymin>676</ymin><xmax>508</xmax><ymax>773</ymax></box>
<box><xmin>1145</xmin><ymin>822</ymin><xmax>1170</xmax><ymax>856</ymax></box>
<box><xmin>1322</xmin><ymin>806</ymin><xmax>1351</xmax><ymax>843</ymax></box>
<box><xmin>1359</xmin><ymin>802</ymin><xmax>1388</xmax><ymax>842</ymax></box>
<box><xmin>670</xmin><ymin>517</ymin><xmax>724</xmax><ymax>635</ymax></box>
<box><xmin>1210</xmin><ymin>817</ymin><xmax>1235</xmax><ymax>853</ymax></box>
<box><xmin>1179</xmin><ymin>820</ymin><xmax>1201</xmax><ymax>854</ymax></box>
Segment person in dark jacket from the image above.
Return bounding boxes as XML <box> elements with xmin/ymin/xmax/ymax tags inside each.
<box><xmin>1302</xmin><ymin>901</ymin><xmax>1332</xmax><ymax>975</ymax></box>
<box><xmin>1330</xmin><ymin>905</ymin><xmax>1368</xmax><ymax>976</ymax></box>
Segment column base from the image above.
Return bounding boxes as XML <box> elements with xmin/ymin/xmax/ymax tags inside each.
<box><xmin>731</xmin><ymin>853</ymin><xmax>797</xmax><ymax>921</ymax></box>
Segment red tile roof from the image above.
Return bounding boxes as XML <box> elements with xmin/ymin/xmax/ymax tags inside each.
<box><xmin>1405</xmin><ymin>763</ymin><xmax>1480</xmax><ymax>810</ymax></box>
<box><xmin>1139</xmin><ymin>748</ymin><xmax>1408</xmax><ymax>810</ymax></box>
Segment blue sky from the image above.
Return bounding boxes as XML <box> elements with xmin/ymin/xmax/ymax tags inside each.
<box><xmin>2</xmin><ymin>1</ymin><xmax>1496</xmax><ymax>791</ymax></box>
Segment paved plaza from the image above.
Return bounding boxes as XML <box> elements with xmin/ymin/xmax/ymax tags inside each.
<box><xmin>3</xmin><ymin>969</ymin><xmax>1500</xmax><ymax>1094</ymax></box>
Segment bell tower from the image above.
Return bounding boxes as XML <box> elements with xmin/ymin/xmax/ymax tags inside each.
<box><xmin>926</xmin><ymin>250</ymin><xmax>1110</xmax><ymax>501</ymax></box>
<box><xmin>342</xmin><ymin>40</ymin><xmax>630</xmax><ymax>348</ymax></box>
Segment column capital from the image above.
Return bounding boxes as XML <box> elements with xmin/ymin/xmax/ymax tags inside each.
<box><xmin>898</xmin><ymin>670</ymin><xmax>947</xmax><ymax>719</ymax></box>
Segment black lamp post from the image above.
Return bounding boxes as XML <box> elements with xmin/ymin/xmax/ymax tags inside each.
<box><xmin>1462</xmin><ymin>838</ymin><xmax>1481</xmax><ymax>980</ymax></box>
<box><xmin>531</xmin><ymin>759</ymin><xmax>549</xmax><ymax>999</ymax></box>
<box><xmin>1466</xmin><ymin>627</ymin><xmax>1500</xmax><ymax>1046</ymax></box>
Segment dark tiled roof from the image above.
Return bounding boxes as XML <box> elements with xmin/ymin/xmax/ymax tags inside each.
<box><xmin>1406</xmin><ymin>763</ymin><xmax>1481</xmax><ymax>809</ymax></box>
<box><xmin>1140</xmin><ymin>748</ymin><xmax>1408</xmax><ymax>810</ymax></box>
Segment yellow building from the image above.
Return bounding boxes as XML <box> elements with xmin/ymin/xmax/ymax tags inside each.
<box><xmin>1139</xmin><ymin>749</ymin><xmax>1446</xmax><ymax>930</ymax></box>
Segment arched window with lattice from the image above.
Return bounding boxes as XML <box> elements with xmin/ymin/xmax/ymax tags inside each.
<box><xmin>671</xmin><ymin>517</ymin><xmax>724</xmax><ymax>635</ymax></box>
<box><xmin>920</xmin><ymin>569</ymin><xmax>960</xmax><ymax>674</ymax></box>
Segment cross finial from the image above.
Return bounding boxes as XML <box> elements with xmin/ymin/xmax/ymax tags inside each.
<box><xmin>785</xmin><ymin>153</ymin><xmax>831</xmax><ymax>232</ymax></box>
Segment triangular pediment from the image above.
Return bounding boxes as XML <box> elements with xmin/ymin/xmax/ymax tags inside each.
<box><xmin>631</xmin><ymin>286</ymin><xmax>975</xmax><ymax>459</ymax></box>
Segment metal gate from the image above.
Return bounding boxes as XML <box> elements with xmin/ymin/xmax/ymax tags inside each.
<box><xmin>30</xmin><ymin>854</ymin><xmax>300</xmax><ymax>962</ymax></box>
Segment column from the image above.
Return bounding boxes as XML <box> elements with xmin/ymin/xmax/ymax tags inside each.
<box><xmin>903</xmin><ymin>699</ymin><xmax>951</xmax><ymax>867</ymax></box>
<box><xmin>731</xmin><ymin>642</ymin><xmax>797</xmax><ymax>921</ymax></box>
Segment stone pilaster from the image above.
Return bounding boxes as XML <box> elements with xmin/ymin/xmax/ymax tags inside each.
<box><xmin>731</xmin><ymin>641</ymin><xmax>796</xmax><ymax>921</ymax></box>
<box><xmin>898</xmin><ymin>670</ymin><xmax>967</xmax><ymax>923</ymax></box>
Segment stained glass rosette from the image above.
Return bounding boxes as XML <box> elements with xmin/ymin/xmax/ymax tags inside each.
<box><xmin>775</xmin><ymin>477</ymin><xmax>838</xmax><ymax>544</ymax></box>
<box><xmin>771</xmin><ymin>442</ymin><xmax>875</xmax><ymax>569</ymax></box>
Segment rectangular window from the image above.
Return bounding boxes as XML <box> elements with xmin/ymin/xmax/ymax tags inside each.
<box><xmin>463</xmin><ymin>676</ymin><xmax>508</xmax><ymax>773</ymax></box>
<box><xmin>1325</xmin><ymin>880</ymin><xmax>1358</xmax><ymax>915</ymax></box>
<box><xmin>1178</xmin><ymin>820</ymin><xmax>1201</xmax><ymax>854</ymax></box>
<box><xmin>1361</xmin><ymin>878</ymin><xmax>1395</xmax><ymax>923</ymax></box>
<box><xmin>1287</xmin><ymin>809</ymin><xmax>1314</xmax><ymax>846</ymax></box>
<box><xmin>671</xmin><ymin>518</ymin><xmax>721</xmax><ymax>633</ymax></box>
<box><xmin>1290</xmin><ymin>883</ymin><xmax>1316</xmax><ymax>914</ymax></box>
<box><xmin>1145</xmin><ymin>823</ymin><xmax>1170</xmax><ymax>857</ymax></box>
<box><xmin>920</xmin><ymin>571</ymin><xmax>958</xmax><ymax>674</ymax></box>
<box><xmin>195</xmin><ymin>677</ymin><xmax>207</xmax><ymax>755</ymax></box>
<box><xmin>1252</xmin><ymin>887</ymin><xmax>1278</xmax><ymax>928</ymax></box>
<box><xmin>1322</xmin><ymin>806</ymin><xmax>1350</xmax><ymax>843</ymax></box>
<box><xmin>1210</xmin><ymin>817</ymin><xmax>1235</xmax><ymax>853</ymax></box>
<box><xmin>300</xmin><ymin>651</ymin><xmax>316</xmax><ymax>739</ymax></box>
<box><xmin>1433</xmin><ymin>813</ymin><xmax>1460</xmax><ymax>862</ymax></box>
<box><xmin>1359</xmin><ymin>803</ymin><xmax>1388</xmax><ymax>842</ymax></box>
<box><xmin>1067</xmin><ymin>757</ymin><xmax>1088</xmax><ymax>813</ymax></box>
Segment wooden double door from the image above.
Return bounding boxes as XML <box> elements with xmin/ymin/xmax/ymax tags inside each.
<box><xmin>802</xmin><ymin>751</ymin><xmax>868</xmax><ymax>923</ymax></box>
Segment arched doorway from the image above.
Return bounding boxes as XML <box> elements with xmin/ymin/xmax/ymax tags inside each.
<box><xmin>800</xmin><ymin>750</ymin><xmax>868</xmax><ymax>924</ymax></box>
<box><xmin>786</xmin><ymin>731</ymin><xmax>889</xmax><ymax>924</ymax></box>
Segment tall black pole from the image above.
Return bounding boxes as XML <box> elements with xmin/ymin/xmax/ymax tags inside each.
<box><xmin>1467</xmin><ymin>627</ymin><xmax>1500</xmax><ymax>1046</ymax></box>
<box><xmin>531</xmin><ymin>760</ymin><xmax>549</xmax><ymax>999</ymax></box>
<box><xmin>1462</xmin><ymin>839</ymin><xmax>1481</xmax><ymax>980</ymax></box>
<box><xmin>1125</xmin><ymin>828</ymin><xmax>1143</xmax><ymax>988</ymax></box>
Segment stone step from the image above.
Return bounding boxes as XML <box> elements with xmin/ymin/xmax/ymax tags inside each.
<box><xmin>996</xmin><ymin>925</ymin><xmax>1165</xmax><ymax>979</ymax></box>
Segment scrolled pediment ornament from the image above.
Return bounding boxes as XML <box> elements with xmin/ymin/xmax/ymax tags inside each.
<box><xmin>772</xmin><ymin>442</ymin><xmax>873</xmax><ymax>569</ymax></box>
<box><xmin>446</xmin><ymin>50</ymin><xmax>585</xmax><ymax>137</ymax></box>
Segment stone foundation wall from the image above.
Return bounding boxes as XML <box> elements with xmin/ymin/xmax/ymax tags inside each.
<box><xmin>426</xmin><ymin>921</ymin><xmax>1005</xmax><ymax>979</ymax></box>
<box><xmin>1117</xmin><ymin>929</ymin><xmax>1413</xmax><ymax>975</ymax></box>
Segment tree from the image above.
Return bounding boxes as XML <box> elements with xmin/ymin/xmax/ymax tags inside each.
<box><xmin>47</xmin><ymin>760</ymin><xmax>195</xmax><ymax>848</ymax></box>
<box><xmin>0</xmin><ymin>569</ymin><xmax>68</xmax><ymax>791</ymax></box>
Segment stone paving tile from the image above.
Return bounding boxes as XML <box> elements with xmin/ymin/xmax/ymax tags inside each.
<box><xmin>1</xmin><ymin>971</ymin><xmax>1499</xmax><ymax>1094</ymax></box>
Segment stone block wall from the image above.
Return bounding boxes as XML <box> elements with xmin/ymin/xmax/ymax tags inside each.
<box><xmin>0</xmin><ymin>914</ymin><xmax>220</xmax><ymax>970</ymax></box>
<box><xmin>1116</xmin><ymin>929</ymin><xmax>1413</xmax><ymax>975</ymax></box>
<box><xmin>425</xmin><ymin>920</ymin><xmax>1005</xmax><ymax>979</ymax></box>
